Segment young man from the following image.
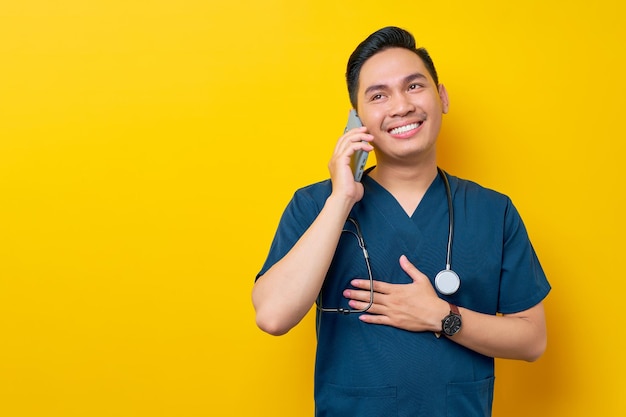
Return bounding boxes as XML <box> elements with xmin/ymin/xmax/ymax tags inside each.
<box><xmin>253</xmin><ymin>26</ymin><xmax>550</xmax><ymax>417</ymax></box>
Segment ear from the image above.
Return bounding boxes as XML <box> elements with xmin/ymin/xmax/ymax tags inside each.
<box><xmin>438</xmin><ymin>84</ymin><xmax>450</xmax><ymax>114</ymax></box>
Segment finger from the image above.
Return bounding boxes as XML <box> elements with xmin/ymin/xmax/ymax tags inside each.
<box><xmin>336</xmin><ymin>126</ymin><xmax>368</xmax><ymax>145</ymax></box>
<box><xmin>350</xmin><ymin>130</ymin><xmax>374</xmax><ymax>144</ymax></box>
<box><xmin>358</xmin><ymin>314</ymin><xmax>390</xmax><ymax>325</ymax></box>
<box><xmin>343</xmin><ymin>288</ymin><xmax>373</xmax><ymax>302</ymax></box>
<box><xmin>349</xmin><ymin>279</ymin><xmax>371</xmax><ymax>290</ymax></box>
<box><xmin>342</xmin><ymin>129</ymin><xmax>374</xmax><ymax>149</ymax></box>
<box><xmin>348</xmin><ymin>299</ymin><xmax>378</xmax><ymax>313</ymax></box>
<box><xmin>345</xmin><ymin>126</ymin><xmax>369</xmax><ymax>138</ymax></box>
<box><xmin>350</xmin><ymin>279</ymin><xmax>390</xmax><ymax>294</ymax></box>
<box><xmin>332</xmin><ymin>131</ymin><xmax>374</xmax><ymax>164</ymax></box>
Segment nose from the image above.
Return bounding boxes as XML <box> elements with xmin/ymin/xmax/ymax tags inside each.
<box><xmin>389</xmin><ymin>93</ymin><xmax>415</xmax><ymax>117</ymax></box>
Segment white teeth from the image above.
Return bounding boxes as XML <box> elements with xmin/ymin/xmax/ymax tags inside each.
<box><xmin>390</xmin><ymin>123</ymin><xmax>420</xmax><ymax>135</ymax></box>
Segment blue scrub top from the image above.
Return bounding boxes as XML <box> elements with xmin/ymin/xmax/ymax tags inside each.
<box><xmin>258</xmin><ymin>170</ymin><xmax>550</xmax><ymax>417</ymax></box>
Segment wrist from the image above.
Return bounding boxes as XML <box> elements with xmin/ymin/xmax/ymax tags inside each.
<box><xmin>441</xmin><ymin>303</ymin><xmax>462</xmax><ymax>337</ymax></box>
<box><xmin>433</xmin><ymin>299</ymin><xmax>450</xmax><ymax>332</ymax></box>
<box><xmin>326</xmin><ymin>192</ymin><xmax>359</xmax><ymax>214</ymax></box>
<box><xmin>433</xmin><ymin>299</ymin><xmax>449</xmax><ymax>337</ymax></box>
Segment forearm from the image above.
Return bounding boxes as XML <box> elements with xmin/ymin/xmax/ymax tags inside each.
<box><xmin>445</xmin><ymin>302</ymin><xmax>547</xmax><ymax>362</ymax></box>
<box><xmin>252</xmin><ymin>194</ymin><xmax>355</xmax><ymax>335</ymax></box>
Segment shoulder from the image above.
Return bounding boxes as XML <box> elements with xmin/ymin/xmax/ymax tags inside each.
<box><xmin>448</xmin><ymin>173</ymin><xmax>512</xmax><ymax>208</ymax></box>
<box><xmin>264</xmin><ymin>179</ymin><xmax>332</xmax><ymax>251</ymax></box>
<box><xmin>281</xmin><ymin>179</ymin><xmax>333</xmax><ymax>223</ymax></box>
<box><xmin>293</xmin><ymin>179</ymin><xmax>332</xmax><ymax>200</ymax></box>
<box><xmin>447</xmin><ymin>173</ymin><xmax>524</xmax><ymax>228</ymax></box>
<box><xmin>290</xmin><ymin>179</ymin><xmax>332</xmax><ymax>208</ymax></box>
<box><xmin>448</xmin><ymin>173</ymin><xmax>530</xmax><ymax>238</ymax></box>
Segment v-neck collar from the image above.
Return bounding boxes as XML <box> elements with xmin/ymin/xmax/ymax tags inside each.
<box><xmin>358</xmin><ymin>170</ymin><xmax>448</xmax><ymax>250</ymax></box>
<box><xmin>362</xmin><ymin>169</ymin><xmax>445</xmax><ymax>218</ymax></box>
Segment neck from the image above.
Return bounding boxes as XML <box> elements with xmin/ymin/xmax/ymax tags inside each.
<box><xmin>368</xmin><ymin>160</ymin><xmax>439</xmax><ymax>216</ymax></box>
<box><xmin>369</xmin><ymin>160</ymin><xmax>438</xmax><ymax>192</ymax></box>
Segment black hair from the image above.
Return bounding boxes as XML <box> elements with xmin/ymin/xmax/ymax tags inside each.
<box><xmin>346</xmin><ymin>26</ymin><xmax>439</xmax><ymax>108</ymax></box>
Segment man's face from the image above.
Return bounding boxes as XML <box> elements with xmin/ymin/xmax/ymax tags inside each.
<box><xmin>356</xmin><ymin>47</ymin><xmax>449</xmax><ymax>166</ymax></box>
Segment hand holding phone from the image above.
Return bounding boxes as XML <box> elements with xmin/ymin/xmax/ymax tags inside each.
<box><xmin>345</xmin><ymin>110</ymin><xmax>369</xmax><ymax>182</ymax></box>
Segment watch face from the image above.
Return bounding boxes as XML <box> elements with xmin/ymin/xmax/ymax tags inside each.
<box><xmin>443</xmin><ymin>315</ymin><xmax>462</xmax><ymax>336</ymax></box>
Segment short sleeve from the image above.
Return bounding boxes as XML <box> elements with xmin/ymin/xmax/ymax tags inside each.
<box><xmin>256</xmin><ymin>181</ymin><xmax>331</xmax><ymax>280</ymax></box>
<box><xmin>497</xmin><ymin>199</ymin><xmax>551</xmax><ymax>313</ymax></box>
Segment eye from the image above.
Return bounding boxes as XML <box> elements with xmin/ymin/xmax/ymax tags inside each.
<box><xmin>370</xmin><ymin>93</ymin><xmax>384</xmax><ymax>101</ymax></box>
<box><xmin>408</xmin><ymin>83</ymin><xmax>423</xmax><ymax>91</ymax></box>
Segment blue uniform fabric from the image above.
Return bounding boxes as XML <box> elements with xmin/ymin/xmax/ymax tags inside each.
<box><xmin>257</xmin><ymin>171</ymin><xmax>551</xmax><ymax>417</ymax></box>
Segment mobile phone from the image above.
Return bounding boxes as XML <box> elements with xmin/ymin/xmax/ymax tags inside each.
<box><xmin>345</xmin><ymin>109</ymin><xmax>369</xmax><ymax>182</ymax></box>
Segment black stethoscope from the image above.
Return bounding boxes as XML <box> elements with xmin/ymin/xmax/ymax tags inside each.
<box><xmin>316</xmin><ymin>168</ymin><xmax>460</xmax><ymax>315</ymax></box>
<box><xmin>434</xmin><ymin>167</ymin><xmax>461</xmax><ymax>296</ymax></box>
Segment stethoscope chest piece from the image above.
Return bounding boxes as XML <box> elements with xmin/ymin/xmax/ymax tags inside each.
<box><xmin>435</xmin><ymin>269</ymin><xmax>460</xmax><ymax>295</ymax></box>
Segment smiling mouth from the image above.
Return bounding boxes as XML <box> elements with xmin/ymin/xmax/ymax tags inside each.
<box><xmin>388</xmin><ymin>122</ymin><xmax>422</xmax><ymax>135</ymax></box>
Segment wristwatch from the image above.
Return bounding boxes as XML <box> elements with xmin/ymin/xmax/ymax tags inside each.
<box><xmin>441</xmin><ymin>303</ymin><xmax>462</xmax><ymax>337</ymax></box>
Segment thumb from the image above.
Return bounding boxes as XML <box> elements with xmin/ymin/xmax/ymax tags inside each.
<box><xmin>399</xmin><ymin>255</ymin><xmax>424</xmax><ymax>282</ymax></box>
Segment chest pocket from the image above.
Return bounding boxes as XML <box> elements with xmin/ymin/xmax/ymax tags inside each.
<box><xmin>446</xmin><ymin>376</ymin><xmax>495</xmax><ymax>417</ymax></box>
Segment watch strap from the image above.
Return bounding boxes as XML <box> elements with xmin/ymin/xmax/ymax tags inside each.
<box><xmin>449</xmin><ymin>303</ymin><xmax>460</xmax><ymax>316</ymax></box>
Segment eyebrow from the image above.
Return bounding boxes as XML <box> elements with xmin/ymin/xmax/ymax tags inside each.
<box><xmin>363</xmin><ymin>73</ymin><xmax>429</xmax><ymax>97</ymax></box>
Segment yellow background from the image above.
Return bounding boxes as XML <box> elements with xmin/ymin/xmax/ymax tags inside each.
<box><xmin>1</xmin><ymin>0</ymin><xmax>624</xmax><ymax>416</ymax></box>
